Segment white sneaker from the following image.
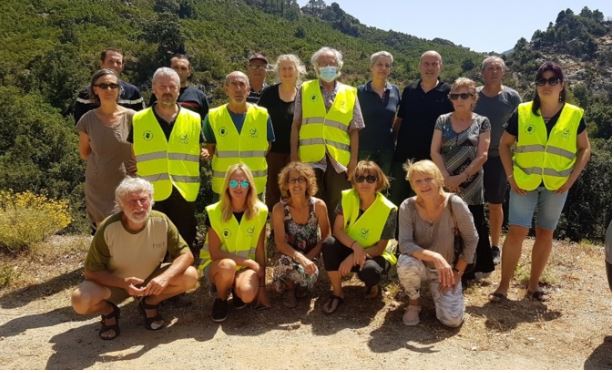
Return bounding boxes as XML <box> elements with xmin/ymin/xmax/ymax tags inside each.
<box><xmin>402</xmin><ymin>305</ymin><xmax>422</xmax><ymax>326</ymax></box>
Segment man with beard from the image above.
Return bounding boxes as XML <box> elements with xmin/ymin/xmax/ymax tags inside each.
<box><xmin>71</xmin><ymin>177</ymin><xmax>198</xmax><ymax>340</ymax></box>
<box><xmin>129</xmin><ymin>67</ymin><xmax>203</xmax><ymax>258</ymax></box>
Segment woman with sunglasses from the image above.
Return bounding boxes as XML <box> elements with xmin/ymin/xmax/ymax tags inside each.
<box><xmin>321</xmin><ymin>160</ymin><xmax>397</xmax><ymax>314</ymax></box>
<box><xmin>490</xmin><ymin>61</ymin><xmax>591</xmax><ymax>302</ymax></box>
<box><xmin>199</xmin><ymin>163</ymin><xmax>270</xmax><ymax>322</ymax></box>
<box><xmin>77</xmin><ymin>68</ymin><xmax>136</xmax><ymax>231</ymax></box>
<box><xmin>430</xmin><ymin>77</ymin><xmax>493</xmax><ymax>285</ymax></box>
<box><xmin>271</xmin><ymin>162</ymin><xmax>331</xmax><ymax>308</ymax></box>
<box><xmin>397</xmin><ymin>160</ymin><xmax>478</xmax><ymax>326</ymax></box>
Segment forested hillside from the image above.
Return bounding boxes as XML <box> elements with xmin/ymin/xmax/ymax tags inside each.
<box><xmin>0</xmin><ymin>0</ymin><xmax>610</xmax><ymax>241</ymax></box>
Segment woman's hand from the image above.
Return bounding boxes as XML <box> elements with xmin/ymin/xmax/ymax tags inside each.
<box><xmin>508</xmin><ymin>175</ymin><xmax>527</xmax><ymax>196</ymax></box>
<box><xmin>351</xmin><ymin>243</ymin><xmax>366</xmax><ymax>268</ymax></box>
<box><xmin>555</xmin><ymin>179</ymin><xmax>573</xmax><ymax>194</ymax></box>
<box><xmin>339</xmin><ymin>255</ymin><xmax>355</xmax><ymax>277</ymax></box>
<box><xmin>297</xmin><ymin>254</ymin><xmax>318</xmax><ymax>276</ymax></box>
<box><xmin>433</xmin><ymin>254</ymin><xmax>454</xmax><ymax>290</ymax></box>
<box><xmin>444</xmin><ymin>174</ymin><xmax>463</xmax><ymax>192</ymax></box>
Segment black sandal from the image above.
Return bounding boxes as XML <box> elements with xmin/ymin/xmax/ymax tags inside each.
<box><xmin>99</xmin><ymin>301</ymin><xmax>120</xmax><ymax>340</ymax></box>
<box><xmin>139</xmin><ymin>297</ymin><xmax>166</xmax><ymax>330</ymax></box>
<box><xmin>526</xmin><ymin>289</ymin><xmax>548</xmax><ymax>302</ymax></box>
<box><xmin>322</xmin><ymin>295</ymin><xmax>344</xmax><ymax>315</ymax></box>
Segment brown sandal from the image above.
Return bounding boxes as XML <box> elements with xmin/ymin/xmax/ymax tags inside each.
<box><xmin>99</xmin><ymin>301</ymin><xmax>120</xmax><ymax>340</ymax></box>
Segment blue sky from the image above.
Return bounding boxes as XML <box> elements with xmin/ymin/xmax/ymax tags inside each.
<box><xmin>296</xmin><ymin>0</ymin><xmax>612</xmax><ymax>53</ymax></box>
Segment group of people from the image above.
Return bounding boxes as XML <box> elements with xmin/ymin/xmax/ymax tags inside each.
<box><xmin>70</xmin><ymin>46</ymin><xmax>591</xmax><ymax>340</ymax></box>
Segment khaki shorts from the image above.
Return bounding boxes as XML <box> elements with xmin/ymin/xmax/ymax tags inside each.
<box><xmin>84</xmin><ymin>264</ymin><xmax>170</xmax><ymax>305</ymax></box>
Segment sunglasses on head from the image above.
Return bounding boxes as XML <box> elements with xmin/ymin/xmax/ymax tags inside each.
<box><xmin>535</xmin><ymin>77</ymin><xmax>561</xmax><ymax>86</ymax></box>
<box><xmin>94</xmin><ymin>83</ymin><xmax>120</xmax><ymax>90</ymax></box>
<box><xmin>229</xmin><ymin>179</ymin><xmax>250</xmax><ymax>189</ymax></box>
<box><xmin>448</xmin><ymin>92</ymin><xmax>473</xmax><ymax>100</ymax></box>
<box><xmin>355</xmin><ymin>174</ymin><xmax>377</xmax><ymax>184</ymax></box>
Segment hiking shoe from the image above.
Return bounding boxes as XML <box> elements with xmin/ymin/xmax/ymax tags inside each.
<box><xmin>211</xmin><ymin>298</ymin><xmax>228</xmax><ymax>323</ymax></box>
<box><xmin>492</xmin><ymin>246</ymin><xmax>501</xmax><ymax>265</ymax></box>
<box><xmin>231</xmin><ymin>290</ymin><xmax>248</xmax><ymax>310</ymax></box>
<box><xmin>402</xmin><ymin>305</ymin><xmax>421</xmax><ymax>326</ymax></box>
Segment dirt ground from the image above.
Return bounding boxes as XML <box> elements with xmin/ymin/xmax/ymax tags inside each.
<box><xmin>0</xmin><ymin>235</ymin><xmax>611</xmax><ymax>369</ymax></box>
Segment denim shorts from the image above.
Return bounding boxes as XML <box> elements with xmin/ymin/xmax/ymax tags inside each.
<box><xmin>508</xmin><ymin>187</ymin><xmax>568</xmax><ymax>230</ymax></box>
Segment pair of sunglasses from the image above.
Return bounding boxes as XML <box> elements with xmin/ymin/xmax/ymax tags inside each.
<box><xmin>94</xmin><ymin>83</ymin><xmax>120</xmax><ymax>90</ymax></box>
<box><xmin>356</xmin><ymin>175</ymin><xmax>377</xmax><ymax>184</ymax></box>
<box><xmin>535</xmin><ymin>77</ymin><xmax>561</xmax><ymax>86</ymax></box>
<box><xmin>229</xmin><ymin>179</ymin><xmax>250</xmax><ymax>189</ymax></box>
<box><xmin>288</xmin><ymin>176</ymin><xmax>307</xmax><ymax>184</ymax></box>
<box><xmin>448</xmin><ymin>92</ymin><xmax>474</xmax><ymax>100</ymax></box>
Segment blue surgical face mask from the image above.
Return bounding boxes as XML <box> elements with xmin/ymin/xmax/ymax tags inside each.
<box><xmin>318</xmin><ymin>66</ymin><xmax>338</xmax><ymax>83</ymax></box>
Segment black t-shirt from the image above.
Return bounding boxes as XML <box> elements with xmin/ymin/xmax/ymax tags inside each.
<box><xmin>395</xmin><ymin>80</ymin><xmax>453</xmax><ymax>162</ymax></box>
<box><xmin>505</xmin><ymin>104</ymin><xmax>586</xmax><ymax>137</ymax></box>
<box><xmin>257</xmin><ymin>83</ymin><xmax>295</xmax><ymax>154</ymax></box>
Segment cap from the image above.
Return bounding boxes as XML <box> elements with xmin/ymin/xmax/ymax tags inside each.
<box><xmin>248</xmin><ymin>53</ymin><xmax>268</xmax><ymax>64</ymax></box>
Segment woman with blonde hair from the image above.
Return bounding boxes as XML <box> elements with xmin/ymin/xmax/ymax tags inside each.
<box><xmin>259</xmin><ymin>54</ymin><xmax>306</xmax><ymax>210</ymax></box>
<box><xmin>271</xmin><ymin>162</ymin><xmax>331</xmax><ymax>307</ymax></box>
<box><xmin>430</xmin><ymin>77</ymin><xmax>493</xmax><ymax>283</ymax></box>
<box><xmin>321</xmin><ymin>160</ymin><xmax>397</xmax><ymax>314</ymax></box>
<box><xmin>397</xmin><ymin>160</ymin><xmax>478</xmax><ymax>327</ymax></box>
<box><xmin>199</xmin><ymin>163</ymin><xmax>270</xmax><ymax>322</ymax></box>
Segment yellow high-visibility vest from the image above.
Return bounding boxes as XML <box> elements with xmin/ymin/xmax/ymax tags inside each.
<box><xmin>341</xmin><ymin>189</ymin><xmax>398</xmax><ymax>265</ymax></box>
<box><xmin>299</xmin><ymin>80</ymin><xmax>356</xmax><ymax>166</ymax></box>
<box><xmin>513</xmin><ymin>102</ymin><xmax>583</xmax><ymax>191</ymax></box>
<box><xmin>208</xmin><ymin>104</ymin><xmax>269</xmax><ymax>194</ymax></box>
<box><xmin>198</xmin><ymin>200</ymin><xmax>268</xmax><ymax>271</ymax></box>
<box><xmin>133</xmin><ymin>107</ymin><xmax>201</xmax><ymax>201</ymax></box>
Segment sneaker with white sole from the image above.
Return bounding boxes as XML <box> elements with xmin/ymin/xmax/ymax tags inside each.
<box><xmin>402</xmin><ymin>304</ymin><xmax>422</xmax><ymax>326</ymax></box>
<box><xmin>211</xmin><ymin>298</ymin><xmax>228</xmax><ymax>323</ymax></box>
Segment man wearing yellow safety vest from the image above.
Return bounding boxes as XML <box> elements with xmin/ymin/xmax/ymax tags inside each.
<box><xmin>490</xmin><ymin>61</ymin><xmax>591</xmax><ymax>303</ymax></box>
<box><xmin>290</xmin><ymin>47</ymin><xmax>364</xmax><ymax>224</ymax></box>
<box><xmin>202</xmin><ymin>71</ymin><xmax>275</xmax><ymax>200</ymax></box>
<box><xmin>130</xmin><ymin>67</ymin><xmax>203</xmax><ymax>260</ymax></box>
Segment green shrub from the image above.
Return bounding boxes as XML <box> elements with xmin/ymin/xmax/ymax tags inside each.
<box><xmin>0</xmin><ymin>190</ymin><xmax>72</xmax><ymax>253</ymax></box>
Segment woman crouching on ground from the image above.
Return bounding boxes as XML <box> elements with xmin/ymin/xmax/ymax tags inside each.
<box><xmin>397</xmin><ymin>160</ymin><xmax>478</xmax><ymax>327</ymax></box>
<box><xmin>321</xmin><ymin>160</ymin><xmax>398</xmax><ymax>314</ymax></box>
<box><xmin>271</xmin><ymin>162</ymin><xmax>331</xmax><ymax>308</ymax></box>
<box><xmin>199</xmin><ymin>163</ymin><xmax>270</xmax><ymax>322</ymax></box>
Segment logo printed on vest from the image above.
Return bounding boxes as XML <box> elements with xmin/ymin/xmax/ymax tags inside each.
<box><xmin>561</xmin><ymin>128</ymin><xmax>571</xmax><ymax>138</ymax></box>
<box><xmin>247</xmin><ymin>226</ymin><xmax>255</xmax><ymax>235</ymax></box>
<box><xmin>526</xmin><ymin>125</ymin><xmax>535</xmax><ymax>134</ymax></box>
<box><xmin>223</xmin><ymin>229</ymin><xmax>231</xmax><ymax>238</ymax></box>
<box><xmin>179</xmin><ymin>134</ymin><xmax>189</xmax><ymax>144</ymax></box>
<box><xmin>311</xmin><ymin>95</ymin><xmax>317</xmax><ymax>101</ymax></box>
<box><xmin>143</xmin><ymin>130</ymin><xmax>153</xmax><ymax>141</ymax></box>
<box><xmin>249</xmin><ymin>128</ymin><xmax>258</xmax><ymax>138</ymax></box>
<box><xmin>360</xmin><ymin>228</ymin><xmax>369</xmax><ymax>240</ymax></box>
<box><xmin>219</xmin><ymin>127</ymin><xmax>228</xmax><ymax>137</ymax></box>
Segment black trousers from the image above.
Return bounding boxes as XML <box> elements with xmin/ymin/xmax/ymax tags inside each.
<box><xmin>464</xmin><ymin>204</ymin><xmax>494</xmax><ymax>278</ymax></box>
<box><xmin>322</xmin><ymin>237</ymin><xmax>388</xmax><ymax>288</ymax></box>
<box><xmin>153</xmin><ymin>187</ymin><xmax>198</xmax><ymax>257</ymax></box>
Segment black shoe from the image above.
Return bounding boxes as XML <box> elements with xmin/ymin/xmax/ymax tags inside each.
<box><xmin>231</xmin><ymin>290</ymin><xmax>247</xmax><ymax>310</ymax></box>
<box><xmin>492</xmin><ymin>246</ymin><xmax>501</xmax><ymax>265</ymax></box>
<box><xmin>211</xmin><ymin>298</ymin><xmax>228</xmax><ymax>323</ymax></box>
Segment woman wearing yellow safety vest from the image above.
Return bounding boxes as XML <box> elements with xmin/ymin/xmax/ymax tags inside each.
<box><xmin>490</xmin><ymin>61</ymin><xmax>591</xmax><ymax>303</ymax></box>
<box><xmin>321</xmin><ymin>160</ymin><xmax>397</xmax><ymax>314</ymax></box>
<box><xmin>199</xmin><ymin>164</ymin><xmax>270</xmax><ymax>322</ymax></box>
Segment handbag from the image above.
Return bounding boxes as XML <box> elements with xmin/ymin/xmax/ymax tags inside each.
<box><xmin>447</xmin><ymin>194</ymin><xmax>463</xmax><ymax>266</ymax></box>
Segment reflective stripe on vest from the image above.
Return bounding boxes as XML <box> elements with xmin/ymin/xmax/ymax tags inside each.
<box><xmin>299</xmin><ymin>80</ymin><xmax>356</xmax><ymax>166</ymax></box>
<box><xmin>198</xmin><ymin>201</ymin><xmax>268</xmax><ymax>271</ymax></box>
<box><xmin>133</xmin><ymin>108</ymin><xmax>201</xmax><ymax>201</ymax></box>
<box><xmin>209</xmin><ymin>104</ymin><xmax>269</xmax><ymax>194</ymax></box>
<box><xmin>341</xmin><ymin>189</ymin><xmax>398</xmax><ymax>265</ymax></box>
<box><xmin>513</xmin><ymin>102</ymin><xmax>583</xmax><ymax>191</ymax></box>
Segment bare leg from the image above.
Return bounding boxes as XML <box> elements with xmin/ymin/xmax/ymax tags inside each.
<box><xmin>234</xmin><ymin>268</ymin><xmax>259</xmax><ymax>304</ymax></box>
<box><xmin>489</xmin><ymin>203</ymin><xmax>504</xmax><ymax>249</ymax></box>
<box><xmin>327</xmin><ymin>271</ymin><xmax>344</xmax><ymax>298</ymax></box>
<box><xmin>209</xmin><ymin>259</ymin><xmax>237</xmax><ymax>300</ymax></box>
<box><xmin>494</xmin><ymin>225</ymin><xmax>528</xmax><ymax>295</ymax></box>
<box><xmin>527</xmin><ymin>227</ymin><xmax>554</xmax><ymax>293</ymax></box>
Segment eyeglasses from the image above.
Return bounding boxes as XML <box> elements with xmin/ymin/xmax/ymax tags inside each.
<box><xmin>229</xmin><ymin>179</ymin><xmax>250</xmax><ymax>189</ymax></box>
<box><xmin>288</xmin><ymin>176</ymin><xmax>307</xmax><ymax>184</ymax></box>
<box><xmin>535</xmin><ymin>77</ymin><xmax>561</xmax><ymax>86</ymax></box>
<box><xmin>355</xmin><ymin>175</ymin><xmax>377</xmax><ymax>184</ymax></box>
<box><xmin>94</xmin><ymin>83</ymin><xmax>120</xmax><ymax>90</ymax></box>
<box><xmin>448</xmin><ymin>92</ymin><xmax>474</xmax><ymax>100</ymax></box>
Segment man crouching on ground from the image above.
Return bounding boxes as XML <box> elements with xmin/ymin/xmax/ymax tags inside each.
<box><xmin>71</xmin><ymin>176</ymin><xmax>198</xmax><ymax>340</ymax></box>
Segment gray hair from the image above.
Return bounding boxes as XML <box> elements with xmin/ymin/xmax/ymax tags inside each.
<box><xmin>420</xmin><ymin>50</ymin><xmax>443</xmax><ymax>64</ymax></box>
<box><xmin>114</xmin><ymin>177</ymin><xmax>154</xmax><ymax>211</ymax></box>
<box><xmin>224</xmin><ymin>71</ymin><xmax>250</xmax><ymax>86</ymax></box>
<box><xmin>152</xmin><ymin>67</ymin><xmax>180</xmax><ymax>86</ymax></box>
<box><xmin>370</xmin><ymin>51</ymin><xmax>394</xmax><ymax>67</ymax></box>
<box><xmin>310</xmin><ymin>46</ymin><xmax>344</xmax><ymax>70</ymax></box>
<box><xmin>273</xmin><ymin>54</ymin><xmax>306</xmax><ymax>84</ymax></box>
<box><xmin>88</xmin><ymin>68</ymin><xmax>119</xmax><ymax>105</ymax></box>
<box><xmin>481</xmin><ymin>55</ymin><xmax>507</xmax><ymax>71</ymax></box>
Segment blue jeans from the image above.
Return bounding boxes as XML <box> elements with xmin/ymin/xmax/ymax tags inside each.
<box><xmin>508</xmin><ymin>187</ymin><xmax>568</xmax><ymax>230</ymax></box>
